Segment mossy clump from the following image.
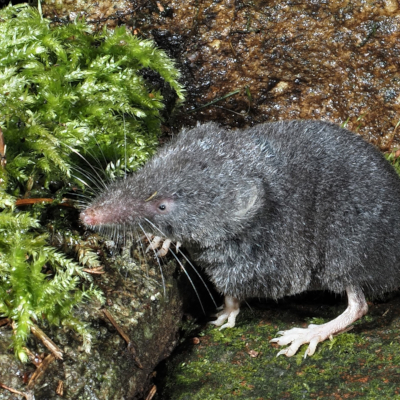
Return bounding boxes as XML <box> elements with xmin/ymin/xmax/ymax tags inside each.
<box><xmin>0</xmin><ymin>3</ymin><xmax>184</xmax><ymax>192</ymax></box>
<box><xmin>385</xmin><ymin>149</ymin><xmax>400</xmax><ymax>177</ymax></box>
<box><xmin>0</xmin><ymin>4</ymin><xmax>184</xmax><ymax>361</ymax></box>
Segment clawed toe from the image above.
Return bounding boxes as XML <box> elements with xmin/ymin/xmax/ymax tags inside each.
<box><xmin>270</xmin><ymin>323</ymin><xmax>330</xmax><ymax>357</ymax></box>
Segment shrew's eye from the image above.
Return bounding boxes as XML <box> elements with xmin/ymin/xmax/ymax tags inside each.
<box><xmin>154</xmin><ymin>198</ymin><xmax>174</xmax><ymax>214</ymax></box>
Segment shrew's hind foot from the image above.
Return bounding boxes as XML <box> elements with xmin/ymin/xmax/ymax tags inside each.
<box><xmin>210</xmin><ymin>296</ymin><xmax>241</xmax><ymax>330</ymax></box>
<box><xmin>270</xmin><ymin>286</ymin><xmax>368</xmax><ymax>358</ymax></box>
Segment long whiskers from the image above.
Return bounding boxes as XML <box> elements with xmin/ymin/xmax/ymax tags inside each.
<box><xmin>63</xmin><ymin>143</ymin><xmax>109</xmax><ymax>191</ymax></box>
<box><xmin>143</xmin><ymin>218</ymin><xmax>216</xmax><ymax>310</ymax></box>
<box><xmin>140</xmin><ymin>221</ymin><xmax>206</xmax><ymax>314</ymax></box>
<box><xmin>139</xmin><ymin>223</ymin><xmax>166</xmax><ymax>297</ymax></box>
<box><xmin>175</xmin><ymin>250</ymin><xmax>217</xmax><ymax>309</ymax></box>
<box><xmin>70</xmin><ymin>165</ymin><xmax>106</xmax><ymax>193</ymax></box>
<box><xmin>168</xmin><ymin>246</ymin><xmax>206</xmax><ymax>314</ymax></box>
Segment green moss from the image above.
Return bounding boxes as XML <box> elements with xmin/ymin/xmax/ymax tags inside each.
<box><xmin>0</xmin><ymin>4</ymin><xmax>184</xmax><ymax>193</ymax></box>
<box><xmin>0</xmin><ymin>4</ymin><xmax>184</xmax><ymax>361</ymax></box>
<box><xmin>0</xmin><ymin>207</ymin><xmax>105</xmax><ymax>361</ymax></box>
<box><xmin>159</xmin><ymin>299</ymin><xmax>400</xmax><ymax>399</ymax></box>
<box><xmin>385</xmin><ymin>149</ymin><xmax>400</xmax><ymax>177</ymax></box>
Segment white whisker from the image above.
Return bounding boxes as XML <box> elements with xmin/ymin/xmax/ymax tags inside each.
<box><xmin>143</xmin><ymin>218</ymin><xmax>216</xmax><ymax>310</ymax></box>
<box><xmin>139</xmin><ymin>223</ymin><xmax>166</xmax><ymax>297</ymax></box>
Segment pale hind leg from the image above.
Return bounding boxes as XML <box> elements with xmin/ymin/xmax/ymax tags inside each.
<box><xmin>270</xmin><ymin>286</ymin><xmax>368</xmax><ymax>357</ymax></box>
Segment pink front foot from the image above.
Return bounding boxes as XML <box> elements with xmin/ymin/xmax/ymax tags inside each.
<box><xmin>210</xmin><ymin>296</ymin><xmax>241</xmax><ymax>330</ymax></box>
<box><xmin>144</xmin><ymin>234</ymin><xmax>181</xmax><ymax>257</ymax></box>
<box><xmin>270</xmin><ymin>286</ymin><xmax>368</xmax><ymax>358</ymax></box>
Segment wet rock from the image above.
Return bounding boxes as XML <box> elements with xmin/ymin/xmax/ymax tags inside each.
<box><xmin>42</xmin><ymin>0</ymin><xmax>400</xmax><ymax>149</ymax></box>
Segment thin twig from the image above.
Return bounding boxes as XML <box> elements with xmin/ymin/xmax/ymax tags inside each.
<box><xmin>30</xmin><ymin>324</ymin><xmax>63</xmax><ymax>360</ymax></box>
<box><xmin>16</xmin><ymin>198</ymin><xmax>75</xmax><ymax>207</ymax></box>
<box><xmin>186</xmin><ymin>89</ymin><xmax>241</xmax><ymax>113</ymax></box>
<box><xmin>27</xmin><ymin>354</ymin><xmax>56</xmax><ymax>389</ymax></box>
<box><xmin>23</xmin><ymin>347</ymin><xmax>43</xmax><ymax>367</ymax></box>
<box><xmin>0</xmin><ymin>382</ymin><xmax>34</xmax><ymax>399</ymax></box>
<box><xmin>145</xmin><ymin>385</ymin><xmax>157</xmax><ymax>400</ymax></box>
<box><xmin>56</xmin><ymin>380</ymin><xmax>64</xmax><ymax>396</ymax></box>
<box><xmin>102</xmin><ymin>309</ymin><xmax>143</xmax><ymax>368</ymax></box>
<box><xmin>102</xmin><ymin>309</ymin><xmax>130</xmax><ymax>343</ymax></box>
<box><xmin>82</xmin><ymin>266</ymin><xmax>105</xmax><ymax>274</ymax></box>
<box><xmin>0</xmin><ymin>126</ymin><xmax>6</xmax><ymax>168</ymax></box>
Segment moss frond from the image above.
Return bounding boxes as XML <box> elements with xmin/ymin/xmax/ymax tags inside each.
<box><xmin>0</xmin><ymin>3</ymin><xmax>184</xmax><ymax>361</ymax></box>
<box><xmin>0</xmin><ymin>219</ymin><xmax>104</xmax><ymax>360</ymax></box>
<box><xmin>1</xmin><ymin>4</ymin><xmax>184</xmax><ymax>194</ymax></box>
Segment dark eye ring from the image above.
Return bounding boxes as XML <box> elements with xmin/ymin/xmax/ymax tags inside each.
<box><xmin>158</xmin><ymin>204</ymin><xmax>166</xmax><ymax>211</ymax></box>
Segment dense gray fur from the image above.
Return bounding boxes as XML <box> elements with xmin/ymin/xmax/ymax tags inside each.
<box><xmin>82</xmin><ymin>120</ymin><xmax>400</xmax><ymax>302</ymax></box>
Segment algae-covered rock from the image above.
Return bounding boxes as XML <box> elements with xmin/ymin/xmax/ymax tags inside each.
<box><xmin>157</xmin><ymin>291</ymin><xmax>400</xmax><ymax>399</ymax></box>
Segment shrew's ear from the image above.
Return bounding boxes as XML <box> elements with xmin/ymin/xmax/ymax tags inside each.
<box><xmin>234</xmin><ymin>180</ymin><xmax>263</xmax><ymax>218</ymax></box>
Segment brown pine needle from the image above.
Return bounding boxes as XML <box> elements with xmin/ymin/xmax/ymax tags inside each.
<box><xmin>16</xmin><ymin>198</ymin><xmax>75</xmax><ymax>207</ymax></box>
<box><xmin>83</xmin><ymin>266</ymin><xmax>105</xmax><ymax>274</ymax></box>
<box><xmin>27</xmin><ymin>354</ymin><xmax>56</xmax><ymax>390</ymax></box>
<box><xmin>145</xmin><ymin>385</ymin><xmax>157</xmax><ymax>400</ymax></box>
<box><xmin>30</xmin><ymin>324</ymin><xmax>63</xmax><ymax>360</ymax></box>
<box><xmin>102</xmin><ymin>309</ymin><xmax>143</xmax><ymax>369</ymax></box>
<box><xmin>0</xmin><ymin>382</ymin><xmax>34</xmax><ymax>399</ymax></box>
